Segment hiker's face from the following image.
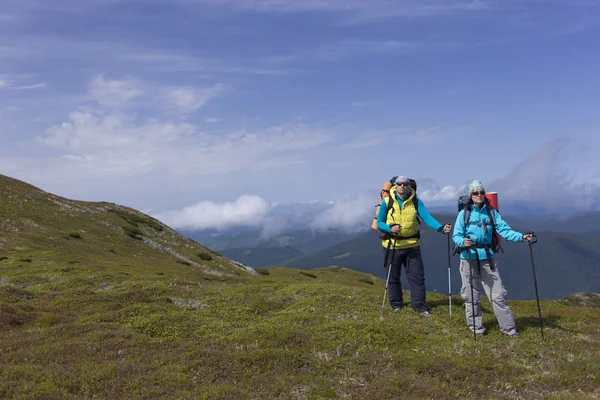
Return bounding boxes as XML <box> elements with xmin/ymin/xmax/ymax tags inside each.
<box><xmin>396</xmin><ymin>181</ymin><xmax>410</xmax><ymax>196</ymax></box>
<box><xmin>471</xmin><ymin>190</ymin><xmax>485</xmax><ymax>206</ymax></box>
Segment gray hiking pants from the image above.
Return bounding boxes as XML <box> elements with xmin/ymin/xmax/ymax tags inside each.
<box><xmin>459</xmin><ymin>259</ymin><xmax>517</xmax><ymax>335</ymax></box>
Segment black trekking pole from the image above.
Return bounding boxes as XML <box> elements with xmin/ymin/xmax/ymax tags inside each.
<box><xmin>527</xmin><ymin>232</ymin><xmax>544</xmax><ymax>340</ymax></box>
<box><xmin>447</xmin><ymin>233</ymin><xmax>452</xmax><ymax>317</ymax></box>
<box><xmin>466</xmin><ymin>237</ymin><xmax>477</xmax><ymax>341</ymax></box>
<box><xmin>380</xmin><ymin>233</ymin><xmax>397</xmax><ymax>321</ymax></box>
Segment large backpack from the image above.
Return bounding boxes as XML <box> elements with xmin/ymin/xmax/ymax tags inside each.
<box><xmin>372</xmin><ymin>176</ymin><xmax>421</xmax><ymax>240</ymax></box>
<box><xmin>453</xmin><ymin>195</ymin><xmax>504</xmax><ymax>256</ymax></box>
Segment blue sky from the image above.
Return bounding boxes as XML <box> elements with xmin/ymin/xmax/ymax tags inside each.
<box><xmin>1</xmin><ymin>0</ymin><xmax>599</xmax><ymax>231</ymax></box>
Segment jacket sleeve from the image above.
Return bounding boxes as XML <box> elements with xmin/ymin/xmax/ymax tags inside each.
<box><xmin>452</xmin><ymin>210</ymin><xmax>467</xmax><ymax>247</ymax></box>
<box><xmin>376</xmin><ymin>198</ymin><xmax>392</xmax><ymax>234</ymax></box>
<box><xmin>417</xmin><ymin>198</ymin><xmax>443</xmax><ymax>232</ymax></box>
<box><xmin>493</xmin><ymin>210</ymin><xmax>524</xmax><ymax>242</ymax></box>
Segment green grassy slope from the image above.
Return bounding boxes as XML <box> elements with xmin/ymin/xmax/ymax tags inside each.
<box><xmin>1</xmin><ymin>174</ymin><xmax>600</xmax><ymax>399</ymax></box>
<box><xmin>2</xmin><ymin>264</ymin><xmax>600</xmax><ymax>399</ymax></box>
<box><xmin>0</xmin><ymin>174</ymin><xmax>253</xmax><ymax>280</ymax></box>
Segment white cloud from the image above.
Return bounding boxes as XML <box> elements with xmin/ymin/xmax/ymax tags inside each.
<box><xmin>15</xmin><ymin>83</ymin><xmax>46</xmax><ymax>90</ymax></box>
<box><xmin>418</xmin><ymin>185</ymin><xmax>462</xmax><ymax>202</ymax></box>
<box><xmin>0</xmin><ymin>76</ymin><xmax>45</xmax><ymax>90</ymax></box>
<box><xmin>88</xmin><ymin>74</ymin><xmax>143</xmax><ymax>108</ymax></box>
<box><xmin>205</xmin><ymin>116</ymin><xmax>219</xmax><ymax>123</ymax></box>
<box><xmin>36</xmin><ymin>105</ymin><xmax>330</xmax><ymax>181</ymax></box>
<box><xmin>164</xmin><ymin>84</ymin><xmax>224</xmax><ymax>114</ymax></box>
<box><xmin>310</xmin><ymin>193</ymin><xmax>375</xmax><ymax>232</ymax></box>
<box><xmin>195</xmin><ymin>0</ymin><xmax>492</xmax><ymax>15</ymax></box>
<box><xmin>152</xmin><ymin>195</ymin><xmax>271</xmax><ymax>231</ymax></box>
<box><xmin>487</xmin><ymin>137</ymin><xmax>600</xmax><ymax>211</ymax></box>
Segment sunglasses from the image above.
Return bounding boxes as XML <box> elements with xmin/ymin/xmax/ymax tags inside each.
<box><xmin>471</xmin><ymin>191</ymin><xmax>486</xmax><ymax>196</ymax></box>
<box><xmin>397</xmin><ymin>182</ymin><xmax>410</xmax><ymax>187</ymax></box>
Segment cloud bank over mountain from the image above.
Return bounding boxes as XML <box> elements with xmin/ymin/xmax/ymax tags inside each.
<box><xmin>154</xmin><ymin>137</ymin><xmax>600</xmax><ymax>237</ymax></box>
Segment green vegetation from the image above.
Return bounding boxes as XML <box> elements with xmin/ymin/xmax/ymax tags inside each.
<box><xmin>255</xmin><ymin>268</ymin><xmax>270</xmax><ymax>276</ymax></box>
<box><xmin>1</xmin><ymin>262</ymin><xmax>600</xmax><ymax>399</ymax></box>
<box><xmin>197</xmin><ymin>252</ymin><xmax>213</xmax><ymax>261</ymax></box>
<box><xmin>108</xmin><ymin>207</ymin><xmax>164</xmax><ymax>231</ymax></box>
<box><xmin>68</xmin><ymin>232</ymin><xmax>82</xmax><ymax>239</ymax></box>
<box><xmin>559</xmin><ymin>292</ymin><xmax>600</xmax><ymax>308</ymax></box>
<box><xmin>122</xmin><ymin>225</ymin><xmax>144</xmax><ymax>240</ymax></box>
<box><xmin>1</xmin><ymin>173</ymin><xmax>600</xmax><ymax>399</ymax></box>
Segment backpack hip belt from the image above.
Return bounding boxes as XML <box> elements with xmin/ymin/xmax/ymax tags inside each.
<box><xmin>379</xmin><ymin>231</ymin><xmax>421</xmax><ymax>241</ymax></box>
<box><xmin>455</xmin><ymin>243</ymin><xmax>495</xmax><ymax>271</ymax></box>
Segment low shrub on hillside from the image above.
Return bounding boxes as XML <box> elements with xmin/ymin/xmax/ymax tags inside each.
<box><xmin>198</xmin><ymin>252</ymin><xmax>213</xmax><ymax>261</ymax></box>
<box><xmin>109</xmin><ymin>208</ymin><xmax>164</xmax><ymax>231</ymax></box>
<box><xmin>255</xmin><ymin>268</ymin><xmax>270</xmax><ymax>276</ymax></box>
<box><xmin>122</xmin><ymin>226</ymin><xmax>144</xmax><ymax>240</ymax></box>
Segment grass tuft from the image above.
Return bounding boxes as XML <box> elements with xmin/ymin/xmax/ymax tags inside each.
<box><xmin>122</xmin><ymin>225</ymin><xmax>144</xmax><ymax>240</ymax></box>
<box><xmin>197</xmin><ymin>252</ymin><xmax>213</xmax><ymax>261</ymax></box>
<box><xmin>255</xmin><ymin>268</ymin><xmax>270</xmax><ymax>276</ymax></box>
<box><xmin>108</xmin><ymin>208</ymin><xmax>164</xmax><ymax>231</ymax></box>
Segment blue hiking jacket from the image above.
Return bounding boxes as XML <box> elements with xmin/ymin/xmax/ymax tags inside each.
<box><xmin>452</xmin><ymin>204</ymin><xmax>524</xmax><ymax>260</ymax></box>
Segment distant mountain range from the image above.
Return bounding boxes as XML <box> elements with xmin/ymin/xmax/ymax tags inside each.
<box><xmin>181</xmin><ymin>211</ymin><xmax>600</xmax><ymax>300</ymax></box>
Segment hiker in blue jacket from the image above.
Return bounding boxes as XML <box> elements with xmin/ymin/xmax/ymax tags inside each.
<box><xmin>452</xmin><ymin>180</ymin><xmax>533</xmax><ymax>337</ymax></box>
<box><xmin>377</xmin><ymin>176</ymin><xmax>451</xmax><ymax>316</ymax></box>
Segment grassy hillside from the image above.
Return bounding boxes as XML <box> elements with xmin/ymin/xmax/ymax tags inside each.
<box><xmin>2</xmin><ymin>261</ymin><xmax>600</xmax><ymax>399</ymax></box>
<box><xmin>2</xmin><ymin>174</ymin><xmax>600</xmax><ymax>398</ymax></box>
<box><xmin>558</xmin><ymin>292</ymin><xmax>600</xmax><ymax>308</ymax></box>
<box><xmin>0</xmin><ymin>174</ymin><xmax>253</xmax><ymax>280</ymax></box>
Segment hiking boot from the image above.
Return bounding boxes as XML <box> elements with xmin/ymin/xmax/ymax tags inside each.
<box><xmin>393</xmin><ymin>307</ymin><xmax>402</xmax><ymax>312</ymax></box>
<box><xmin>420</xmin><ymin>311</ymin><xmax>432</xmax><ymax>317</ymax></box>
<box><xmin>505</xmin><ymin>331</ymin><xmax>519</xmax><ymax>337</ymax></box>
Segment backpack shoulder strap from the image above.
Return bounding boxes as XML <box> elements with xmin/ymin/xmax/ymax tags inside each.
<box><xmin>412</xmin><ymin>192</ymin><xmax>419</xmax><ymax>211</ymax></box>
<box><xmin>412</xmin><ymin>193</ymin><xmax>421</xmax><ymax>224</ymax></box>
<box><xmin>463</xmin><ymin>207</ymin><xmax>471</xmax><ymax>227</ymax></box>
<box><xmin>385</xmin><ymin>194</ymin><xmax>395</xmax><ymax>215</ymax></box>
<box><xmin>486</xmin><ymin>205</ymin><xmax>497</xmax><ymax>231</ymax></box>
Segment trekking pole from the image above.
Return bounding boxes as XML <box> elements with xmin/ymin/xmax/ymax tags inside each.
<box><xmin>466</xmin><ymin>237</ymin><xmax>476</xmax><ymax>341</ymax></box>
<box><xmin>447</xmin><ymin>233</ymin><xmax>452</xmax><ymax>317</ymax></box>
<box><xmin>380</xmin><ymin>233</ymin><xmax>396</xmax><ymax>321</ymax></box>
<box><xmin>527</xmin><ymin>232</ymin><xmax>544</xmax><ymax>340</ymax></box>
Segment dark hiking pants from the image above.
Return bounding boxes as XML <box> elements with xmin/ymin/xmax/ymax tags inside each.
<box><xmin>382</xmin><ymin>245</ymin><xmax>427</xmax><ymax>312</ymax></box>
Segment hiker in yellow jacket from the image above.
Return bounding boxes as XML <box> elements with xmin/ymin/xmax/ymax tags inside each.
<box><xmin>376</xmin><ymin>176</ymin><xmax>451</xmax><ymax>316</ymax></box>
